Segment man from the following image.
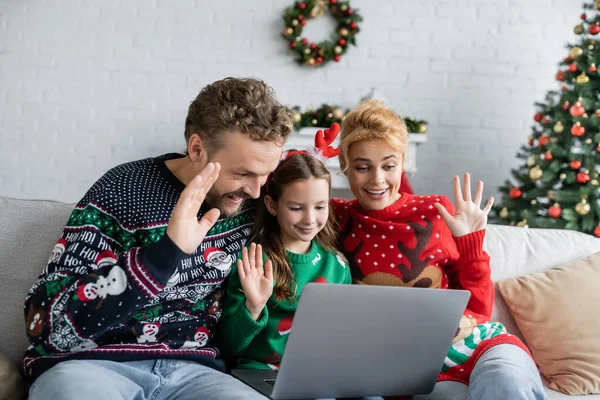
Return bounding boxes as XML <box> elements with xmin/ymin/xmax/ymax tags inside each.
<box><xmin>24</xmin><ymin>77</ymin><xmax>292</xmax><ymax>399</ymax></box>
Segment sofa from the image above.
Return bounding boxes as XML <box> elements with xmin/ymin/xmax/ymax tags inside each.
<box><xmin>1</xmin><ymin>196</ymin><xmax>600</xmax><ymax>399</ymax></box>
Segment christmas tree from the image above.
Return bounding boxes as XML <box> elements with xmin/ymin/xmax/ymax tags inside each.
<box><xmin>493</xmin><ymin>1</ymin><xmax>600</xmax><ymax>237</ymax></box>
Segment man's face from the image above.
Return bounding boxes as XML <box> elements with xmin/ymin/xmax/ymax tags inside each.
<box><xmin>204</xmin><ymin>132</ymin><xmax>283</xmax><ymax>217</ymax></box>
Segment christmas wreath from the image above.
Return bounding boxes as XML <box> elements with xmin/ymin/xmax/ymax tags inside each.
<box><xmin>282</xmin><ymin>0</ymin><xmax>363</xmax><ymax>66</ymax></box>
<box><xmin>287</xmin><ymin>104</ymin><xmax>428</xmax><ymax>134</ymax></box>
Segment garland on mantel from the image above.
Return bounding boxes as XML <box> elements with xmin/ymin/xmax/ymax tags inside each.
<box><xmin>287</xmin><ymin>104</ymin><xmax>428</xmax><ymax>134</ymax></box>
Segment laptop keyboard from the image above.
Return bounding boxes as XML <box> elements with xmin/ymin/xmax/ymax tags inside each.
<box><xmin>264</xmin><ymin>379</ymin><xmax>276</xmax><ymax>386</ymax></box>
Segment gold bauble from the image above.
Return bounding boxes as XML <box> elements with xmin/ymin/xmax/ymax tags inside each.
<box><xmin>574</xmin><ymin>24</ymin><xmax>585</xmax><ymax>35</ymax></box>
<box><xmin>593</xmin><ymin>179</ymin><xmax>599</xmax><ymax>186</ymax></box>
<box><xmin>334</xmin><ymin>46</ymin><xmax>343</xmax><ymax>54</ymax></box>
<box><xmin>327</xmin><ymin>113</ymin><xmax>333</xmax><ymax>118</ymax></box>
<box><xmin>418</xmin><ymin>123</ymin><xmax>428</xmax><ymax>134</ymax></box>
<box><xmin>517</xmin><ymin>220</ymin><xmax>529</xmax><ymax>228</ymax></box>
<box><xmin>307</xmin><ymin>58</ymin><xmax>315</xmax><ymax>66</ymax></box>
<box><xmin>590</xmin><ymin>45</ymin><xmax>595</xmax><ymax>50</ymax></box>
<box><xmin>570</xmin><ymin>46</ymin><xmax>584</xmax><ymax>57</ymax></box>
<box><xmin>304</xmin><ymin>48</ymin><xmax>311</xmax><ymax>55</ymax></box>
<box><xmin>339</xmin><ymin>28</ymin><xmax>349</xmax><ymax>37</ymax></box>
<box><xmin>560</xmin><ymin>173</ymin><xmax>567</xmax><ymax>179</ymax></box>
<box><xmin>586</xmin><ymin>138</ymin><xmax>593</xmax><ymax>144</ymax></box>
<box><xmin>332</xmin><ymin>108</ymin><xmax>344</xmax><ymax>119</ymax></box>
<box><xmin>311</xmin><ymin>118</ymin><xmax>318</xmax><ymax>124</ymax></box>
<box><xmin>577</xmin><ymin>72</ymin><xmax>590</xmax><ymax>84</ymax></box>
<box><xmin>292</xmin><ymin>112</ymin><xmax>301</xmax><ymax>123</ymax></box>
<box><xmin>499</xmin><ymin>207</ymin><xmax>509</xmax><ymax>219</ymax></box>
<box><xmin>595</xmin><ymin>0</ymin><xmax>600</xmax><ymax>10</ymax></box>
<box><xmin>553</xmin><ymin>121</ymin><xmax>564</xmax><ymax>133</ymax></box>
<box><xmin>284</xmin><ymin>27</ymin><xmax>293</xmax><ymax>35</ymax></box>
<box><xmin>292</xmin><ymin>19</ymin><xmax>299</xmax><ymax>26</ymax></box>
<box><xmin>341</xmin><ymin>4</ymin><xmax>348</xmax><ymax>11</ymax></box>
<box><xmin>576</xmin><ymin>199</ymin><xmax>591</xmax><ymax>215</ymax></box>
<box><xmin>531</xmin><ymin>199</ymin><xmax>538</xmax><ymax>205</ymax></box>
<box><xmin>526</xmin><ymin>155</ymin><xmax>537</xmax><ymax>167</ymax></box>
<box><xmin>529</xmin><ymin>165</ymin><xmax>543</xmax><ymax>180</ymax></box>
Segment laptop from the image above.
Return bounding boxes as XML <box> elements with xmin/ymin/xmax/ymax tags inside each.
<box><xmin>232</xmin><ymin>283</ymin><xmax>470</xmax><ymax>399</ymax></box>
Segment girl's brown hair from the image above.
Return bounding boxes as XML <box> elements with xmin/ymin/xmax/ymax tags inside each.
<box><xmin>247</xmin><ymin>152</ymin><xmax>338</xmax><ymax>301</ymax></box>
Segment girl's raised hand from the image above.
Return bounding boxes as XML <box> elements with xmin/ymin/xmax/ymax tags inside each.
<box><xmin>238</xmin><ymin>243</ymin><xmax>274</xmax><ymax>320</ymax></box>
<box><xmin>434</xmin><ymin>173</ymin><xmax>494</xmax><ymax>237</ymax></box>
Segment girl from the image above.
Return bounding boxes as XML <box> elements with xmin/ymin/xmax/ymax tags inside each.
<box><xmin>219</xmin><ymin>138</ymin><xmax>352</xmax><ymax>371</ymax></box>
<box><xmin>331</xmin><ymin>99</ymin><xmax>547</xmax><ymax>400</ymax></box>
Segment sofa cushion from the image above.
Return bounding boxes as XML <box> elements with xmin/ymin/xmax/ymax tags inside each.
<box><xmin>0</xmin><ymin>197</ymin><xmax>74</xmax><ymax>367</ymax></box>
<box><xmin>0</xmin><ymin>351</ymin><xmax>26</xmax><ymax>399</ymax></box>
<box><xmin>497</xmin><ymin>252</ymin><xmax>600</xmax><ymax>395</ymax></box>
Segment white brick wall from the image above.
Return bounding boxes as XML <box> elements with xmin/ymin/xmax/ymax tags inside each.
<box><xmin>0</xmin><ymin>0</ymin><xmax>579</xmax><ymax>202</ymax></box>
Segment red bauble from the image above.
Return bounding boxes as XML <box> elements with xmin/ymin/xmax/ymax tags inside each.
<box><xmin>538</xmin><ymin>136</ymin><xmax>550</xmax><ymax>146</ymax></box>
<box><xmin>330</xmin><ymin>0</ymin><xmax>337</xmax><ymax>3</ymax></box>
<box><xmin>298</xmin><ymin>15</ymin><xmax>304</xmax><ymax>20</ymax></box>
<box><xmin>571</xmin><ymin>160</ymin><xmax>582</xmax><ymax>169</ymax></box>
<box><xmin>289</xmin><ymin>42</ymin><xmax>297</xmax><ymax>49</ymax></box>
<box><xmin>596</xmin><ymin>144</ymin><xmax>600</xmax><ymax>152</ymax></box>
<box><xmin>338</xmin><ymin>39</ymin><xmax>346</xmax><ymax>46</ymax></box>
<box><xmin>310</xmin><ymin>43</ymin><xmax>317</xmax><ymax>50</ymax></box>
<box><xmin>509</xmin><ymin>188</ymin><xmax>522</xmax><ymax>199</ymax></box>
<box><xmin>570</xmin><ymin>101</ymin><xmax>586</xmax><ymax>117</ymax></box>
<box><xmin>350</xmin><ymin>22</ymin><xmax>357</xmax><ymax>29</ymax></box>
<box><xmin>302</xmin><ymin>38</ymin><xmax>308</xmax><ymax>44</ymax></box>
<box><xmin>301</xmin><ymin>19</ymin><xmax>307</xmax><ymax>26</ymax></box>
<box><xmin>299</xmin><ymin>3</ymin><xmax>307</xmax><ymax>9</ymax></box>
<box><xmin>563</xmin><ymin>101</ymin><xmax>570</xmax><ymax>110</ymax></box>
<box><xmin>334</xmin><ymin>55</ymin><xmax>341</xmax><ymax>62</ymax></box>
<box><xmin>544</xmin><ymin>151</ymin><xmax>553</xmax><ymax>160</ymax></box>
<box><xmin>581</xmin><ymin>13</ymin><xmax>587</xmax><ymax>20</ymax></box>
<box><xmin>347</xmin><ymin>8</ymin><xmax>354</xmax><ymax>15</ymax></box>
<box><xmin>556</xmin><ymin>71</ymin><xmax>565</xmax><ymax>81</ymax></box>
<box><xmin>534</xmin><ymin>112</ymin><xmax>543</xmax><ymax>122</ymax></box>
<box><xmin>571</xmin><ymin>124</ymin><xmax>586</xmax><ymax>137</ymax></box>
<box><xmin>594</xmin><ymin>226</ymin><xmax>600</xmax><ymax>237</ymax></box>
<box><xmin>596</xmin><ymin>110</ymin><xmax>600</xmax><ymax>117</ymax></box>
<box><xmin>577</xmin><ymin>172</ymin><xmax>591</xmax><ymax>183</ymax></box>
<box><xmin>548</xmin><ymin>205</ymin><xmax>562</xmax><ymax>219</ymax></box>
<box><xmin>569</xmin><ymin>63</ymin><xmax>578</xmax><ymax>72</ymax></box>
<box><xmin>561</xmin><ymin>86</ymin><xmax>568</xmax><ymax>91</ymax></box>
<box><xmin>590</xmin><ymin>64</ymin><xmax>597</xmax><ymax>73</ymax></box>
<box><xmin>316</xmin><ymin>56</ymin><xmax>323</xmax><ymax>63</ymax></box>
<box><xmin>589</xmin><ymin>24</ymin><xmax>600</xmax><ymax>35</ymax></box>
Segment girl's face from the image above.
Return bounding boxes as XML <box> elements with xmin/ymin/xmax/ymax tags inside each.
<box><xmin>346</xmin><ymin>139</ymin><xmax>403</xmax><ymax>211</ymax></box>
<box><xmin>266</xmin><ymin>177</ymin><xmax>330</xmax><ymax>254</ymax></box>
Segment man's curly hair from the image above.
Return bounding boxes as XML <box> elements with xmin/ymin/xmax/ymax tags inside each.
<box><xmin>185</xmin><ymin>77</ymin><xmax>293</xmax><ymax>153</ymax></box>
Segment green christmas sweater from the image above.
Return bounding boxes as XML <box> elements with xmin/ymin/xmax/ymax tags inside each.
<box><xmin>219</xmin><ymin>241</ymin><xmax>351</xmax><ymax>369</ymax></box>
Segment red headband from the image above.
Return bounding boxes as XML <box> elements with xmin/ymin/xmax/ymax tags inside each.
<box><xmin>266</xmin><ymin>123</ymin><xmax>341</xmax><ymax>195</ymax></box>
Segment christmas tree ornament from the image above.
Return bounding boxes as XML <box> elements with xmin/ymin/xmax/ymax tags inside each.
<box><xmin>529</xmin><ymin>166</ymin><xmax>543</xmax><ymax>180</ymax></box>
<box><xmin>574</xmin><ymin>24</ymin><xmax>585</xmax><ymax>35</ymax></box>
<box><xmin>526</xmin><ymin>155</ymin><xmax>537</xmax><ymax>167</ymax></box>
<box><xmin>590</xmin><ymin>24</ymin><xmax>600</xmax><ymax>35</ymax></box>
<box><xmin>332</xmin><ymin>108</ymin><xmax>344</xmax><ymax>119</ymax></box>
<box><xmin>571</xmin><ymin>122</ymin><xmax>585</xmax><ymax>137</ymax></box>
<box><xmin>418</xmin><ymin>123</ymin><xmax>428</xmax><ymax>134</ymax></box>
<box><xmin>560</xmin><ymin>173</ymin><xmax>567</xmax><ymax>179</ymax></box>
<box><xmin>590</xmin><ymin>64</ymin><xmax>597</xmax><ymax>73</ymax></box>
<box><xmin>327</xmin><ymin>113</ymin><xmax>333</xmax><ymax>118</ymax></box>
<box><xmin>594</xmin><ymin>225</ymin><xmax>600</xmax><ymax>237</ymax></box>
<box><xmin>556</xmin><ymin>71</ymin><xmax>565</xmax><ymax>81</ymax></box>
<box><xmin>311</xmin><ymin>118</ymin><xmax>318</xmax><ymax>124</ymax></box>
<box><xmin>586</xmin><ymin>138</ymin><xmax>593</xmax><ymax>144</ymax></box>
<box><xmin>596</xmin><ymin>109</ymin><xmax>600</xmax><ymax>117</ymax></box>
<box><xmin>499</xmin><ymin>208</ymin><xmax>509</xmax><ymax>219</ymax></box>
<box><xmin>292</xmin><ymin>19</ymin><xmax>299</xmax><ymax>26</ymax></box>
<box><xmin>517</xmin><ymin>220</ymin><xmax>528</xmax><ymax>228</ymax></box>
<box><xmin>571</xmin><ymin>160</ymin><xmax>582</xmax><ymax>169</ymax></box>
<box><xmin>570</xmin><ymin>101</ymin><xmax>586</xmax><ymax>117</ymax></box>
<box><xmin>596</xmin><ymin>144</ymin><xmax>600</xmax><ymax>152</ymax></box>
<box><xmin>339</xmin><ymin>28</ymin><xmax>349</xmax><ymax>37</ymax></box>
<box><xmin>563</xmin><ymin>101</ymin><xmax>570</xmax><ymax>110</ymax></box>
<box><xmin>582</xmin><ymin>13</ymin><xmax>587</xmax><ymax>19</ymax></box>
<box><xmin>589</xmin><ymin>45</ymin><xmax>595</xmax><ymax>50</ymax></box>
<box><xmin>548</xmin><ymin>204</ymin><xmax>562</xmax><ymax>218</ymax></box>
<box><xmin>577</xmin><ymin>171</ymin><xmax>591</xmax><ymax>183</ymax></box>
<box><xmin>595</xmin><ymin>0</ymin><xmax>600</xmax><ymax>10</ymax></box>
<box><xmin>561</xmin><ymin>85</ymin><xmax>568</xmax><ymax>92</ymax></box>
<box><xmin>570</xmin><ymin>46</ymin><xmax>584</xmax><ymax>57</ymax></box>
<box><xmin>593</xmin><ymin>179</ymin><xmax>599</xmax><ymax>185</ymax></box>
<box><xmin>544</xmin><ymin>151</ymin><xmax>553</xmax><ymax>160</ymax></box>
<box><xmin>577</xmin><ymin>72</ymin><xmax>590</xmax><ymax>83</ymax></box>
<box><xmin>528</xmin><ymin>135</ymin><xmax>534</xmax><ymax>145</ymax></box>
<box><xmin>569</xmin><ymin>63</ymin><xmax>578</xmax><ymax>72</ymax></box>
<box><xmin>576</xmin><ymin>198</ymin><xmax>591</xmax><ymax>215</ymax></box>
<box><xmin>530</xmin><ymin>199</ymin><xmax>537</xmax><ymax>205</ymax></box>
<box><xmin>509</xmin><ymin>188</ymin><xmax>523</xmax><ymax>199</ymax></box>
<box><xmin>538</xmin><ymin>136</ymin><xmax>550</xmax><ymax>146</ymax></box>
<box><xmin>304</xmin><ymin>48</ymin><xmax>311</xmax><ymax>54</ymax></box>
<box><xmin>553</xmin><ymin>121</ymin><xmax>564</xmax><ymax>133</ymax></box>
<box><xmin>292</xmin><ymin>112</ymin><xmax>302</xmax><ymax>123</ymax></box>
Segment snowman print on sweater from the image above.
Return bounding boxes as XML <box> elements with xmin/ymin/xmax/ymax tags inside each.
<box><xmin>179</xmin><ymin>326</ymin><xmax>210</xmax><ymax>349</ymax></box>
<box><xmin>73</xmin><ymin>251</ymin><xmax>128</xmax><ymax>309</ymax></box>
<box><xmin>136</xmin><ymin>322</ymin><xmax>162</xmax><ymax>343</ymax></box>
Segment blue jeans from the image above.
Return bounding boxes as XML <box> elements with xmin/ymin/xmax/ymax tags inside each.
<box><xmin>29</xmin><ymin>359</ymin><xmax>268</xmax><ymax>400</ymax></box>
<box><xmin>413</xmin><ymin>344</ymin><xmax>547</xmax><ymax>400</ymax></box>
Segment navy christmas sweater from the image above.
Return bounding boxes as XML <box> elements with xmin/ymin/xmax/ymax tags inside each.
<box><xmin>23</xmin><ymin>153</ymin><xmax>254</xmax><ymax>380</ymax></box>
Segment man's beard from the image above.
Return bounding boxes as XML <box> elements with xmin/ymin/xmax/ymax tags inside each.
<box><xmin>203</xmin><ymin>187</ymin><xmax>250</xmax><ymax>218</ymax></box>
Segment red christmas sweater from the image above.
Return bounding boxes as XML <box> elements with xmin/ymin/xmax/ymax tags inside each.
<box><xmin>331</xmin><ymin>193</ymin><xmax>531</xmax><ymax>384</ymax></box>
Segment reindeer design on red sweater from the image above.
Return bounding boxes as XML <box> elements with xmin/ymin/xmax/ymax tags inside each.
<box><xmin>339</xmin><ymin>216</ymin><xmax>443</xmax><ymax>288</ymax></box>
